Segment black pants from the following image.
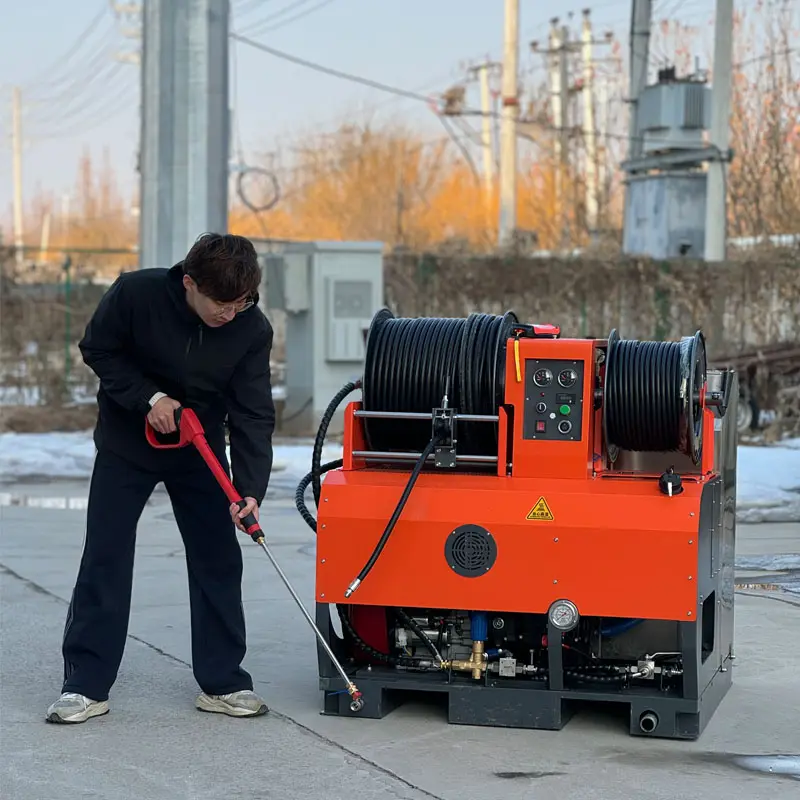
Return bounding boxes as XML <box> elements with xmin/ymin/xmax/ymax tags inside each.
<box><xmin>61</xmin><ymin>447</ymin><xmax>253</xmax><ymax>701</ymax></box>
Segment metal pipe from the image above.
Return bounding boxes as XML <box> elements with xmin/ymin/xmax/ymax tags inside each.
<box><xmin>639</xmin><ymin>711</ymin><xmax>658</xmax><ymax>733</ymax></box>
<box><xmin>256</xmin><ymin>539</ymin><xmax>364</xmax><ymax>712</ymax></box>
<box><xmin>352</xmin><ymin>450</ymin><xmax>498</xmax><ymax>464</ymax></box>
<box><xmin>354</xmin><ymin>410</ymin><xmax>499</xmax><ymax>422</ymax></box>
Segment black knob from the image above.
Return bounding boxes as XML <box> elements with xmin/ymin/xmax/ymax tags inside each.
<box><xmin>659</xmin><ymin>467</ymin><xmax>683</xmax><ymax>497</ymax></box>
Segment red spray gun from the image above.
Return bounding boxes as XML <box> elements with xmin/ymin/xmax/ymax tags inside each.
<box><xmin>145</xmin><ymin>407</ymin><xmax>262</xmax><ymax>540</ymax></box>
<box><xmin>145</xmin><ymin>406</ymin><xmax>364</xmax><ymax>712</ymax></box>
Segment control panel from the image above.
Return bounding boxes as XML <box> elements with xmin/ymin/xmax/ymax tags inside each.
<box><xmin>522</xmin><ymin>359</ymin><xmax>585</xmax><ymax>441</ymax></box>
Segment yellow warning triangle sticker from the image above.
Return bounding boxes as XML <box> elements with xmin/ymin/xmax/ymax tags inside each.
<box><xmin>526</xmin><ymin>496</ymin><xmax>554</xmax><ymax>521</ymax></box>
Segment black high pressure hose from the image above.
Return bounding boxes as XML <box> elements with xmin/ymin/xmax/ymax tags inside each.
<box><xmin>603</xmin><ymin>329</ymin><xmax>707</xmax><ymax>464</ymax></box>
<box><xmin>344</xmin><ymin>436</ymin><xmax>438</xmax><ymax>598</ymax></box>
<box><xmin>295</xmin><ymin>379</ymin><xmax>445</xmax><ymax>667</ymax></box>
<box><xmin>294</xmin><ymin>458</ymin><xmax>343</xmax><ymax>533</ymax></box>
<box><xmin>311</xmin><ymin>380</ymin><xmax>361</xmax><ymax>508</ymax></box>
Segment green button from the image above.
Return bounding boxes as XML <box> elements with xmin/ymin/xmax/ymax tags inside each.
<box><xmin>559</xmin><ymin>404</ymin><xmax>571</xmax><ymax>416</ymax></box>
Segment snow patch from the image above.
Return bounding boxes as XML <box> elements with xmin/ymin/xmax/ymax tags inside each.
<box><xmin>0</xmin><ymin>432</ymin><xmax>797</xmax><ymax>521</ymax></box>
<box><xmin>0</xmin><ymin>430</ymin><xmax>343</xmax><ymax>487</ymax></box>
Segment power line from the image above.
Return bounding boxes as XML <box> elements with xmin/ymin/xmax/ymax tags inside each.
<box><xmin>239</xmin><ymin>0</ymin><xmax>333</xmax><ymax>36</ymax></box>
<box><xmin>26</xmin><ymin>61</ymin><xmax>129</xmax><ymax>131</ymax></box>
<box><xmin>228</xmin><ymin>31</ymin><xmax>647</xmax><ymax>147</ymax></box>
<box><xmin>234</xmin><ymin>0</ymin><xmax>279</xmax><ymax>16</ymax></box>
<box><xmin>33</xmin><ymin>79</ymin><xmax>138</xmax><ymax>141</ymax></box>
<box><xmin>11</xmin><ymin>1</ymin><xmax>112</xmax><ymax>91</ymax></box>
<box><xmin>23</xmin><ymin>44</ymin><xmax>120</xmax><ymax>106</ymax></box>
<box><xmin>230</xmin><ymin>33</ymin><xmax>441</xmax><ymax>105</ymax></box>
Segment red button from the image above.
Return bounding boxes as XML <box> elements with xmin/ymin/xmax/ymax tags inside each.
<box><xmin>536</xmin><ymin>421</ymin><xmax>546</xmax><ymax>432</ymax></box>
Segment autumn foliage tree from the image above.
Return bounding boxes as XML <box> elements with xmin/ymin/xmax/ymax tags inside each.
<box><xmin>726</xmin><ymin>0</ymin><xmax>800</xmax><ymax>238</ymax></box>
<box><xmin>229</xmin><ymin>122</ymin><xmax>579</xmax><ymax>252</ymax></box>
<box><xmin>9</xmin><ymin>0</ymin><xmax>800</xmax><ymax>272</ymax></box>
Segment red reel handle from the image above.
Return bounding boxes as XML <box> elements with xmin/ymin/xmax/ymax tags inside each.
<box><xmin>511</xmin><ymin>323</ymin><xmax>561</xmax><ymax>339</ymax></box>
<box><xmin>532</xmin><ymin>323</ymin><xmax>561</xmax><ymax>337</ymax></box>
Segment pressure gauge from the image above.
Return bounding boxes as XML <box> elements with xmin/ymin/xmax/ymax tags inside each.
<box><xmin>548</xmin><ymin>599</ymin><xmax>579</xmax><ymax>632</ymax></box>
<box><xmin>558</xmin><ymin>368</ymin><xmax>578</xmax><ymax>388</ymax></box>
<box><xmin>533</xmin><ymin>367</ymin><xmax>553</xmax><ymax>387</ymax></box>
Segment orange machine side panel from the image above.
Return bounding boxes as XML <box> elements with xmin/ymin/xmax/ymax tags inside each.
<box><xmin>316</xmin><ymin>470</ymin><xmax>701</xmax><ymax>621</ymax></box>
<box><xmin>342</xmin><ymin>401</ymin><xmax>366</xmax><ymax>471</ymax></box>
<box><xmin>505</xmin><ymin>338</ymin><xmax>597</xmax><ymax>480</ymax></box>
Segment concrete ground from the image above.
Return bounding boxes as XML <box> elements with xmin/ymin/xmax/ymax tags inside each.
<box><xmin>1</xmin><ymin>478</ymin><xmax>799</xmax><ymax>800</ymax></box>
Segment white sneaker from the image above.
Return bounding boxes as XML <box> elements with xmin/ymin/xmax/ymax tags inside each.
<box><xmin>46</xmin><ymin>692</ymin><xmax>109</xmax><ymax>724</ymax></box>
<box><xmin>195</xmin><ymin>689</ymin><xmax>268</xmax><ymax>717</ymax></box>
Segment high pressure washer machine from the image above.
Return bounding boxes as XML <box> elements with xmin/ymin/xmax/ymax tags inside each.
<box><xmin>295</xmin><ymin>309</ymin><xmax>739</xmax><ymax>740</ymax></box>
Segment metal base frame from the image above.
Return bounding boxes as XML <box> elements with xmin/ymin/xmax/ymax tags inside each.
<box><xmin>318</xmin><ymin>658</ymin><xmax>732</xmax><ymax>740</ymax></box>
<box><xmin>314</xmin><ymin>377</ymin><xmax>738</xmax><ymax>741</ymax></box>
<box><xmin>315</xmin><ymin>604</ymin><xmax>734</xmax><ymax>740</ymax></box>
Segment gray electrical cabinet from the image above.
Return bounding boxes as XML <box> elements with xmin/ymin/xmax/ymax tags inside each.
<box><xmin>261</xmin><ymin>240</ymin><xmax>384</xmax><ymax>435</ymax></box>
<box><xmin>623</xmin><ymin>172</ymin><xmax>707</xmax><ymax>259</ymax></box>
<box><xmin>622</xmin><ymin>73</ymin><xmax>713</xmax><ymax>260</ymax></box>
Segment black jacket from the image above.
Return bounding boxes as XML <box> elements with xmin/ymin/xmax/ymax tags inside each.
<box><xmin>79</xmin><ymin>263</ymin><xmax>275</xmax><ymax>504</ymax></box>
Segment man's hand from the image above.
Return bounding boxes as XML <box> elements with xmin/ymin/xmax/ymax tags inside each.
<box><xmin>147</xmin><ymin>396</ymin><xmax>182</xmax><ymax>434</ymax></box>
<box><xmin>230</xmin><ymin>497</ymin><xmax>259</xmax><ymax>532</ymax></box>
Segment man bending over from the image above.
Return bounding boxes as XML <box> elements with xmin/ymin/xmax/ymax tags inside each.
<box><xmin>47</xmin><ymin>233</ymin><xmax>275</xmax><ymax>724</ymax></box>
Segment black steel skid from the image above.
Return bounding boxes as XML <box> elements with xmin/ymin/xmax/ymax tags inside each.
<box><xmin>315</xmin><ymin>616</ymin><xmax>733</xmax><ymax>740</ymax></box>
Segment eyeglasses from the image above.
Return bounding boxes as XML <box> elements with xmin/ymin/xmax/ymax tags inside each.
<box><xmin>211</xmin><ymin>297</ymin><xmax>255</xmax><ymax>317</ymax></box>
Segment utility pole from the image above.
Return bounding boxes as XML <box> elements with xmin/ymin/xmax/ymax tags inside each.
<box><xmin>596</xmin><ymin>72</ymin><xmax>608</xmax><ymax>229</ymax></box>
<box><xmin>61</xmin><ymin>194</ymin><xmax>71</xmax><ymax>243</ymax></box>
<box><xmin>622</xmin><ymin>0</ymin><xmax>652</xmax><ymax>245</ymax></box>
<box><xmin>544</xmin><ymin>20</ymin><xmax>570</xmax><ymax>247</ymax></box>
<box><xmin>11</xmin><ymin>86</ymin><xmax>24</xmax><ymax>268</ymax></box>
<box><xmin>469</xmin><ymin>60</ymin><xmax>500</xmax><ymax>221</ymax></box>
<box><xmin>478</xmin><ymin>63</ymin><xmax>496</xmax><ymax>199</ymax></box>
<box><xmin>498</xmin><ymin>0</ymin><xmax>519</xmax><ymax>249</ymax></box>
<box><xmin>38</xmin><ymin>210</ymin><xmax>51</xmax><ymax>264</ymax></box>
<box><xmin>627</xmin><ymin>0</ymin><xmax>652</xmax><ymax>164</ymax></box>
<box><xmin>704</xmin><ymin>0</ymin><xmax>733</xmax><ymax>261</ymax></box>
<box><xmin>139</xmin><ymin>0</ymin><xmax>230</xmax><ymax>269</ymax></box>
<box><xmin>582</xmin><ymin>10</ymin><xmax>598</xmax><ymax>238</ymax></box>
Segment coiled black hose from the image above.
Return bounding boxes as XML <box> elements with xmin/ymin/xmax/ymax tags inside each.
<box><xmin>362</xmin><ymin>309</ymin><xmax>518</xmax><ymax>455</ymax></box>
<box><xmin>604</xmin><ymin>330</ymin><xmax>706</xmax><ymax>460</ymax></box>
<box><xmin>295</xmin><ymin>458</ymin><xmax>343</xmax><ymax>532</ymax></box>
<box><xmin>312</xmin><ymin>380</ymin><xmax>360</xmax><ymax>508</ymax></box>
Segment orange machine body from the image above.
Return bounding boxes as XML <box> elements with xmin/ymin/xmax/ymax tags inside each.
<box><xmin>316</xmin><ymin>336</ymin><xmax>718</xmax><ymax>622</ymax></box>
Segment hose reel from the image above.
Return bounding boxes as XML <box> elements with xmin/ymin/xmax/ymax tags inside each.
<box><xmin>603</xmin><ymin>329</ymin><xmax>707</xmax><ymax>464</ymax></box>
<box><xmin>361</xmin><ymin>310</ymin><xmax>708</xmax><ymax>466</ymax></box>
<box><xmin>361</xmin><ymin>308</ymin><xmax>519</xmax><ymax>456</ymax></box>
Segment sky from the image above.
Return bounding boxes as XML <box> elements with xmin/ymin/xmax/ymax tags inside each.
<box><xmin>0</xmin><ymin>0</ymin><xmax>719</xmax><ymax>239</ymax></box>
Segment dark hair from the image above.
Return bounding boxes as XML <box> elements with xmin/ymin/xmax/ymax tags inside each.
<box><xmin>183</xmin><ymin>233</ymin><xmax>261</xmax><ymax>302</ymax></box>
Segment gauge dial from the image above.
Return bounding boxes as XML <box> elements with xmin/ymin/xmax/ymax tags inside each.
<box><xmin>548</xmin><ymin>599</ymin><xmax>579</xmax><ymax>631</ymax></box>
<box><xmin>533</xmin><ymin>368</ymin><xmax>553</xmax><ymax>387</ymax></box>
<box><xmin>558</xmin><ymin>368</ymin><xmax>578</xmax><ymax>388</ymax></box>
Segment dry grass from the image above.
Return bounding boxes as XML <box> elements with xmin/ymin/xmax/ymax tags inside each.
<box><xmin>0</xmin><ymin>404</ymin><xmax>97</xmax><ymax>433</ymax></box>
